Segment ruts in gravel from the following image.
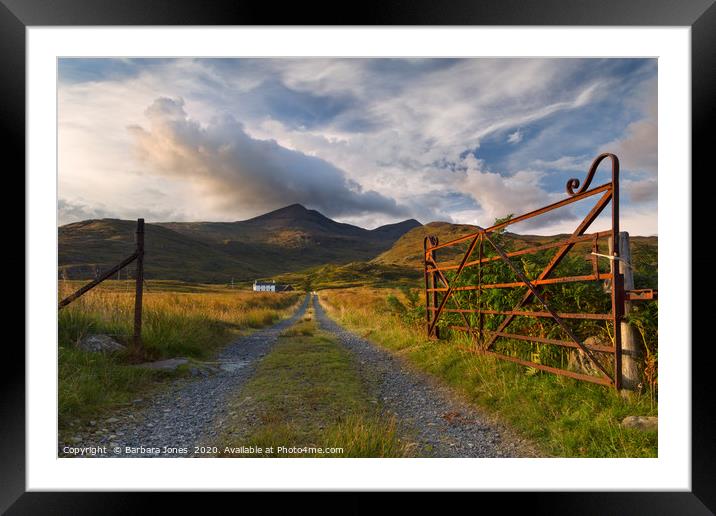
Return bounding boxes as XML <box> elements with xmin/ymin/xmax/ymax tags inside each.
<box><xmin>59</xmin><ymin>295</ymin><xmax>310</xmax><ymax>458</ymax></box>
<box><xmin>313</xmin><ymin>296</ymin><xmax>539</xmax><ymax>458</ymax></box>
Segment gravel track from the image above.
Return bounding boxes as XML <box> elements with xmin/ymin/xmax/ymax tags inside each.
<box><xmin>60</xmin><ymin>292</ymin><xmax>538</xmax><ymax>458</ymax></box>
<box><xmin>313</xmin><ymin>296</ymin><xmax>539</xmax><ymax>458</ymax></box>
<box><xmin>59</xmin><ymin>294</ymin><xmax>310</xmax><ymax>458</ymax></box>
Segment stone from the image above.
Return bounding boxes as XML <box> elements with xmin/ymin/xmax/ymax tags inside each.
<box><xmin>135</xmin><ymin>358</ymin><xmax>189</xmax><ymax>371</ymax></box>
<box><xmin>621</xmin><ymin>416</ymin><xmax>658</xmax><ymax>431</ymax></box>
<box><xmin>218</xmin><ymin>360</ymin><xmax>247</xmax><ymax>373</ymax></box>
<box><xmin>106</xmin><ymin>417</ymin><xmax>119</xmax><ymax>423</ymax></box>
<box><xmin>567</xmin><ymin>336</ymin><xmax>614</xmax><ymax>376</ymax></box>
<box><xmin>78</xmin><ymin>334</ymin><xmax>126</xmax><ymax>354</ymax></box>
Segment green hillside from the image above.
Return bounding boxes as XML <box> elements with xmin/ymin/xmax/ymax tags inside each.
<box><xmin>371</xmin><ymin>221</ymin><xmax>479</xmax><ymax>267</ymax></box>
<box><xmin>371</xmin><ymin>222</ymin><xmax>658</xmax><ymax>289</ymax></box>
<box><xmin>58</xmin><ymin>205</ymin><xmax>421</xmax><ymax>283</ymax></box>
<box><xmin>58</xmin><ymin>219</ymin><xmax>260</xmax><ymax>283</ymax></box>
<box><xmin>273</xmin><ymin>262</ymin><xmax>421</xmax><ymax>291</ymax></box>
<box><xmin>159</xmin><ymin>204</ymin><xmax>421</xmax><ymax>268</ymax></box>
<box><xmin>59</xmin><ymin>205</ymin><xmax>656</xmax><ymax>289</ymax></box>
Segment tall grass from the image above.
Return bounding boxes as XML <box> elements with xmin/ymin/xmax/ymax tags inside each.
<box><xmin>59</xmin><ymin>282</ymin><xmax>300</xmax><ymax>359</ymax></box>
<box><xmin>319</xmin><ymin>287</ymin><xmax>657</xmax><ymax>458</ymax></box>
<box><xmin>58</xmin><ymin>281</ymin><xmax>301</xmax><ymax>431</ymax></box>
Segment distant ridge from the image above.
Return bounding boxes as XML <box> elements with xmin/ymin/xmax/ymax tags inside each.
<box><xmin>372</xmin><ymin>222</ymin><xmax>658</xmax><ymax>268</ymax></box>
<box><xmin>59</xmin><ymin>204</ymin><xmax>655</xmax><ymax>284</ymax></box>
<box><xmin>59</xmin><ymin>205</ymin><xmax>422</xmax><ymax>282</ymax></box>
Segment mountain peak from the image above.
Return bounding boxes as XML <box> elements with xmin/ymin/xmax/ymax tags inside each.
<box><xmin>245</xmin><ymin>203</ymin><xmax>315</xmax><ymax>222</ymax></box>
<box><xmin>283</xmin><ymin>203</ymin><xmax>309</xmax><ymax>211</ymax></box>
<box><xmin>269</xmin><ymin>203</ymin><xmax>310</xmax><ymax>215</ymax></box>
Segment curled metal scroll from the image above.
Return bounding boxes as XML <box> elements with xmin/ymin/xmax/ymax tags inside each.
<box><xmin>566</xmin><ymin>152</ymin><xmax>620</xmax><ymax>196</ymax></box>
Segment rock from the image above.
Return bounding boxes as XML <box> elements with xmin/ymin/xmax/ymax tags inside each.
<box><xmin>78</xmin><ymin>334</ymin><xmax>126</xmax><ymax>353</ymax></box>
<box><xmin>621</xmin><ymin>416</ymin><xmax>658</xmax><ymax>431</ymax></box>
<box><xmin>136</xmin><ymin>358</ymin><xmax>189</xmax><ymax>371</ymax></box>
<box><xmin>71</xmin><ymin>436</ymin><xmax>82</xmax><ymax>443</ymax></box>
<box><xmin>106</xmin><ymin>417</ymin><xmax>119</xmax><ymax>424</ymax></box>
<box><xmin>567</xmin><ymin>336</ymin><xmax>614</xmax><ymax>376</ymax></box>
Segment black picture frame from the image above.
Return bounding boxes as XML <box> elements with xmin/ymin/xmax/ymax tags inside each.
<box><xmin>5</xmin><ymin>0</ymin><xmax>711</xmax><ymax>512</ymax></box>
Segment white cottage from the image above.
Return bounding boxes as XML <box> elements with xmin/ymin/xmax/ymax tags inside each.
<box><xmin>253</xmin><ymin>280</ymin><xmax>294</xmax><ymax>292</ymax></box>
<box><xmin>253</xmin><ymin>280</ymin><xmax>276</xmax><ymax>292</ymax></box>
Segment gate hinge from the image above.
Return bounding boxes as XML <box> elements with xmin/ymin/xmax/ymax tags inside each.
<box><xmin>625</xmin><ymin>289</ymin><xmax>658</xmax><ymax>301</ymax></box>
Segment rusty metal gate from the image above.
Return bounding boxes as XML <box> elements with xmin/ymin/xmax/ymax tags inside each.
<box><xmin>423</xmin><ymin>153</ymin><xmax>655</xmax><ymax>389</ymax></box>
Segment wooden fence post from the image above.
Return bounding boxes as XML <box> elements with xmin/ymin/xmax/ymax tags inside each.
<box><xmin>610</xmin><ymin>232</ymin><xmax>642</xmax><ymax>393</ymax></box>
<box><xmin>133</xmin><ymin>218</ymin><xmax>145</xmax><ymax>349</ymax></box>
<box><xmin>431</xmin><ymin>239</ymin><xmax>440</xmax><ymax>339</ymax></box>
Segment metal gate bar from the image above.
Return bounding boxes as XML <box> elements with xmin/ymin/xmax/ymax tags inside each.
<box><xmin>424</xmin><ymin>153</ymin><xmax>628</xmax><ymax>388</ymax></box>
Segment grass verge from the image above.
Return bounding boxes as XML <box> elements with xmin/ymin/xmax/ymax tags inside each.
<box><xmin>216</xmin><ymin>310</ymin><xmax>414</xmax><ymax>457</ymax></box>
<box><xmin>319</xmin><ymin>287</ymin><xmax>657</xmax><ymax>458</ymax></box>
<box><xmin>58</xmin><ymin>282</ymin><xmax>302</xmax><ymax>433</ymax></box>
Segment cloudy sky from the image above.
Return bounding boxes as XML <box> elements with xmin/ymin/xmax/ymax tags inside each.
<box><xmin>58</xmin><ymin>58</ymin><xmax>657</xmax><ymax>234</ymax></box>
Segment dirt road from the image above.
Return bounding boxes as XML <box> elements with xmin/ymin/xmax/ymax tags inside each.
<box><xmin>312</xmin><ymin>295</ymin><xmax>538</xmax><ymax>457</ymax></box>
<box><xmin>60</xmin><ymin>293</ymin><xmax>536</xmax><ymax>458</ymax></box>
<box><xmin>59</xmin><ymin>294</ymin><xmax>311</xmax><ymax>457</ymax></box>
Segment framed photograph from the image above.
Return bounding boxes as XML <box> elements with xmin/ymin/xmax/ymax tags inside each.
<box><xmin>6</xmin><ymin>0</ymin><xmax>711</xmax><ymax>511</ymax></box>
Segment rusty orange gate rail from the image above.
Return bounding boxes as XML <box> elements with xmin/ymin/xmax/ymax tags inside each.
<box><xmin>423</xmin><ymin>153</ymin><xmax>656</xmax><ymax>389</ymax></box>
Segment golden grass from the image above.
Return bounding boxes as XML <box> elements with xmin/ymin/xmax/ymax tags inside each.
<box><xmin>58</xmin><ymin>280</ymin><xmax>302</xmax><ymax>430</ymax></box>
<box><xmin>59</xmin><ymin>281</ymin><xmax>301</xmax><ymax>357</ymax></box>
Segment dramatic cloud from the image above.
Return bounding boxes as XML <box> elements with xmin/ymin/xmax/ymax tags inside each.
<box><xmin>58</xmin><ymin>58</ymin><xmax>658</xmax><ymax>234</ymax></box>
<box><xmin>606</xmin><ymin>118</ymin><xmax>657</xmax><ymax>174</ymax></box>
<box><xmin>624</xmin><ymin>178</ymin><xmax>658</xmax><ymax>203</ymax></box>
<box><xmin>598</xmin><ymin>78</ymin><xmax>657</xmax><ymax>210</ymax></box>
<box><xmin>459</xmin><ymin>154</ymin><xmax>573</xmax><ymax>229</ymax></box>
<box><xmin>128</xmin><ymin>97</ymin><xmax>407</xmax><ymax>219</ymax></box>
